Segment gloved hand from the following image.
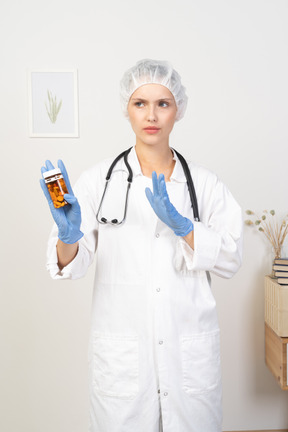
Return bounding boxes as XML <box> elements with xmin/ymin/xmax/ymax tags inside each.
<box><xmin>40</xmin><ymin>159</ymin><xmax>84</xmax><ymax>244</ymax></box>
<box><xmin>145</xmin><ymin>171</ymin><xmax>194</xmax><ymax>237</ymax></box>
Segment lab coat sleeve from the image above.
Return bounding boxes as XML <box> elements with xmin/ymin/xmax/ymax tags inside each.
<box><xmin>46</xmin><ymin>169</ymin><xmax>99</xmax><ymax>280</ymax></box>
<box><xmin>176</xmin><ymin>173</ymin><xmax>243</xmax><ymax>279</ymax></box>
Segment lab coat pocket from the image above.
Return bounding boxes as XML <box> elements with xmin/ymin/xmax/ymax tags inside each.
<box><xmin>92</xmin><ymin>333</ymin><xmax>139</xmax><ymax>399</ymax></box>
<box><xmin>181</xmin><ymin>330</ymin><xmax>221</xmax><ymax>395</ymax></box>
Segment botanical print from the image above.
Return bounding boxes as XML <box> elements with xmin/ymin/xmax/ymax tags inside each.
<box><xmin>29</xmin><ymin>70</ymin><xmax>78</xmax><ymax>137</ymax></box>
<box><xmin>45</xmin><ymin>90</ymin><xmax>62</xmax><ymax>124</ymax></box>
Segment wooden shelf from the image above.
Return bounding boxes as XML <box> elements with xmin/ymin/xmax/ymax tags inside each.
<box><xmin>265</xmin><ymin>323</ymin><xmax>288</xmax><ymax>390</ymax></box>
<box><xmin>265</xmin><ymin>276</ymin><xmax>288</xmax><ymax>336</ymax></box>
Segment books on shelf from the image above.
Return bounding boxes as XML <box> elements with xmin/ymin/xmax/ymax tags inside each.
<box><xmin>274</xmin><ymin>258</ymin><xmax>288</xmax><ymax>265</ymax></box>
<box><xmin>275</xmin><ymin>279</ymin><xmax>288</xmax><ymax>285</ymax></box>
<box><xmin>274</xmin><ymin>271</ymin><xmax>288</xmax><ymax>277</ymax></box>
<box><xmin>277</xmin><ymin>278</ymin><xmax>288</xmax><ymax>285</ymax></box>
<box><xmin>272</xmin><ymin>258</ymin><xmax>288</xmax><ymax>285</ymax></box>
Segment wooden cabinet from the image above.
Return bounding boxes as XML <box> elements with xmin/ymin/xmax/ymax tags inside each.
<box><xmin>265</xmin><ymin>276</ymin><xmax>288</xmax><ymax>337</ymax></box>
<box><xmin>265</xmin><ymin>323</ymin><xmax>288</xmax><ymax>390</ymax></box>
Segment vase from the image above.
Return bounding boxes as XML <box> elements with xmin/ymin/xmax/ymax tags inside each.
<box><xmin>271</xmin><ymin>246</ymin><xmax>282</xmax><ymax>279</ymax></box>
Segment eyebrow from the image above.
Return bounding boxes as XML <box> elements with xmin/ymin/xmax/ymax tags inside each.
<box><xmin>130</xmin><ymin>97</ymin><xmax>174</xmax><ymax>102</ymax></box>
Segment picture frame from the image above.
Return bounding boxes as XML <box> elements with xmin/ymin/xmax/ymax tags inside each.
<box><xmin>28</xmin><ymin>69</ymin><xmax>79</xmax><ymax>138</ymax></box>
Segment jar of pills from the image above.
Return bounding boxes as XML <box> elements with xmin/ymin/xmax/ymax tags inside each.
<box><xmin>43</xmin><ymin>168</ymin><xmax>69</xmax><ymax>208</ymax></box>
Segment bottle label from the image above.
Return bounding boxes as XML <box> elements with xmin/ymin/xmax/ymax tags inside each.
<box><xmin>44</xmin><ymin>174</ymin><xmax>63</xmax><ymax>183</ymax></box>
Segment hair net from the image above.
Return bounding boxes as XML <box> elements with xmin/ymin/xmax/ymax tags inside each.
<box><xmin>120</xmin><ymin>59</ymin><xmax>188</xmax><ymax>121</ymax></box>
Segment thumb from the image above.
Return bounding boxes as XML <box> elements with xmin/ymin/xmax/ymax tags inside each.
<box><xmin>63</xmin><ymin>193</ymin><xmax>80</xmax><ymax>209</ymax></box>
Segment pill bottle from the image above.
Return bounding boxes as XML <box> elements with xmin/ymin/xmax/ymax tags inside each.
<box><xmin>43</xmin><ymin>168</ymin><xmax>69</xmax><ymax>208</ymax></box>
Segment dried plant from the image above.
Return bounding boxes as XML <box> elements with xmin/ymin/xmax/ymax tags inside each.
<box><xmin>45</xmin><ymin>90</ymin><xmax>62</xmax><ymax>124</ymax></box>
<box><xmin>245</xmin><ymin>209</ymin><xmax>288</xmax><ymax>259</ymax></box>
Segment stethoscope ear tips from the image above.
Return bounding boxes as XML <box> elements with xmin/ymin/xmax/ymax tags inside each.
<box><xmin>100</xmin><ymin>217</ymin><xmax>118</xmax><ymax>224</ymax></box>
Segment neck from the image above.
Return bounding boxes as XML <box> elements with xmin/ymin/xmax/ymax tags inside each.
<box><xmin>135</xmin><ymin>142</ymin><xmax>175</xmax><ymax>181</ymax></box>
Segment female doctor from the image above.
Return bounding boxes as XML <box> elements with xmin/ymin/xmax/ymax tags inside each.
<box><xmin>41</xmin><ymin>59</ymin><xmax>243</xmax><ymax>432</ymax></box>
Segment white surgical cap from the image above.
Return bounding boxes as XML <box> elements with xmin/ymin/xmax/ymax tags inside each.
<box><xmin>120</xmin><ymin>59</ymin><xmax>188</xmax><ymax>121</ymax></box>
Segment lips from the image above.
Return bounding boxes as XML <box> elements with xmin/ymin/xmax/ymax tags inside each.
<box><xmin>143</xmin><ymin>127</ymin><xmax>160</xmax><ymax>134</ymax></box>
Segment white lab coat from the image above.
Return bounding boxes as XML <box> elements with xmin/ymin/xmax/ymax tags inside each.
<box><xmin>46</xmin><ymin>147</ymin><xmax>243</xmax><ymax>432</ymax></box>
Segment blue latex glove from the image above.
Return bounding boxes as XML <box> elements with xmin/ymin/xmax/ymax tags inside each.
<box><xmin>40</xmin><ymin>159</ymin><xmax>84</xmax><ymax>244</ymax></box>
<box><xmin>145</xmin><ymin>171</ymin><xmax>194</xmax><ymax>237</ymax></box>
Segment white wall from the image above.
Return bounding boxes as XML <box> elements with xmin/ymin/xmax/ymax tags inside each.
<box><xmin>1</xmin><ymin>0</ymin><xmax>288</xmax><ymax>431</ymax></box>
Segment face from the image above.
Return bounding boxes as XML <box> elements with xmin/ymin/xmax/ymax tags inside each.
<box><xmin>127</xmin><ymin>84</ymin><xmax>178</xmax><ymax>148</ymax></box>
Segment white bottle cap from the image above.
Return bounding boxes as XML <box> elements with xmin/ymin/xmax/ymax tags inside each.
<box><xmin>43</xmin><ymin>168</ymin><xmax>62</xmax><ymax>179</ymax></box>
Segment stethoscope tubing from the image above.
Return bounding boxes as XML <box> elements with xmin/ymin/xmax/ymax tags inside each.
<box><xmin>172</xmin><ymin>148</ymin><xmax>200</xmax><ymax>222</ymax></box>
<box><xmin>96</xmin><ymin>148</ymin><xmax>133</xmax><ymax>225</ymax></box>
<box><xmin>96</xmin><ymin>147</ymin><xmax>200</xmax><ymax>225</ymax></box>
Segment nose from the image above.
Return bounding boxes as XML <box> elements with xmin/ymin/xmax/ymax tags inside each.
<box><xmin>147</xmin><ymin>104</ymin><xmax>157</xmax><ymax>122</ymax></box>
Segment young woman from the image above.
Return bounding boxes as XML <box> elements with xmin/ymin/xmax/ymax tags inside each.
<box><xmin>41</xmin><ymin>59</ymin><xmax>243</xmax><ymax>432</ymax></box>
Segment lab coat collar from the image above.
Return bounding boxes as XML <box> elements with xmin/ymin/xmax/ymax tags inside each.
<box><xmin>126</xmin><ymin>146</ymin><xmax>187</xmax><ymax>183</ymax></box>
<box><xmin>170</xmin><ymin>148</ymin><xmax>187</xmax><ymax>183</ymax></box>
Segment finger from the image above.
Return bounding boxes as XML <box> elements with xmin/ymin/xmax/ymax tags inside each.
<box><xmin>45</xmin><ymin>160</ymin><xmax>55</xmax><ymax>171</ymax></box>
<box><xmin>40</xmin><ymin>159</ymin><xmax>54</xmax><ymax>177</ymax></box>
<box><xmin>159</xmin><ymin>177</ymin><xmax>173</xmax><ymax>211</ymax></box>
<box><xmin>162</xmin><ymin>194</ymin><xmax>173</xmax><ymax>213</ymax></box>
<box><xmin>40</xmin><ymin>178</ymin><xmax>53</xmax><ymax>204</ymax></box>
<box><xmin>159</xmin><ymin>175</ymin><xmax>168</xmax><ymax>199</ymax></box>
<box><xmin>145</xmin><ymin>187</ymin><xmax>154</xmax><ymax>207</ymax></box>
<box><xmin>152</xmin><ymin>171</ymin><xmax>160</xmax><ymax>196</ymax></box>
<box><xmin>159</xmin><ymin>174</ymin><xmax>170</xmax><ymax>202</ymax></box>
<box><xmin>58</xmin><ymin>159</ymin><xmax>74</xmax><ymax>195</ymax></box>
<box><xmin>41</xmin><ymin>166</ymin><xmax>48</xmax><ymax>176</ymax></box>
<box><xmin>63</xmin><ymin>194</ymin><xmax>80</xmax><ymax>210</ymax></box>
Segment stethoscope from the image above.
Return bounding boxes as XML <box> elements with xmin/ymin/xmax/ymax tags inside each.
<box><xmin>96</xmin><ymin>147</ymin><xmax>200</xmax><ymax>226</ymax></box>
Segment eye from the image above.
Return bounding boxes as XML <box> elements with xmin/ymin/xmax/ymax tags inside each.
<box><xmin>134</xmin><ymin>101</ymin><xmax>144</xmax><ymax>107</ymax></box>
<box><xmin>159</xmin><ymin>100</ymin><xmax>169</xmax><ymax>107</ymax></box>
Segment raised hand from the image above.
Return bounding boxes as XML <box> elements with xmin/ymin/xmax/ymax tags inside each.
<box><xmin>145</xmin><ymin>171</ymin><xmax>193</xmax><ymax>237</ymax></box>
<box><xmin>40</xmin><ymin>160</ymin><xmax>83</xmax><ymax>244</ymax></box>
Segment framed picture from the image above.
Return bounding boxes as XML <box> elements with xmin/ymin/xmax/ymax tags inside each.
<box><xmin>28</xmin><ymin>69</ymin><xmax>79</xmax><ymax>137</ymax></box>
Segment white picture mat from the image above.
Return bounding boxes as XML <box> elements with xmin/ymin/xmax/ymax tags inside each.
<box><xmin>28</xmin><ymin>70</ymin><xmax>79</xmax><ymax>137</ymax></box>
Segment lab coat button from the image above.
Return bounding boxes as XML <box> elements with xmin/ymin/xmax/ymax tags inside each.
<box><xmin>159</xmin><ymin>340</ymin><xmax>163</xmax><ymax>345</ymax></box>
<box><xmin>155</xmin><ymin>233</ymin><xmax>160</xmax><ymax>238</ymax></box>
<box><xmin>164</xmin><ymin>392</ymin><xmax>168</xmax><ymax>397</ymax></box>
<box><xmin>158</xmin><ymin>389</ymin><xmax>160</xmax><ymax>394</ymax></box>
<box><xmin>156</xmin><ymin>287</ymin><xmax>160</xmax><ymax>292</ymax></box>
